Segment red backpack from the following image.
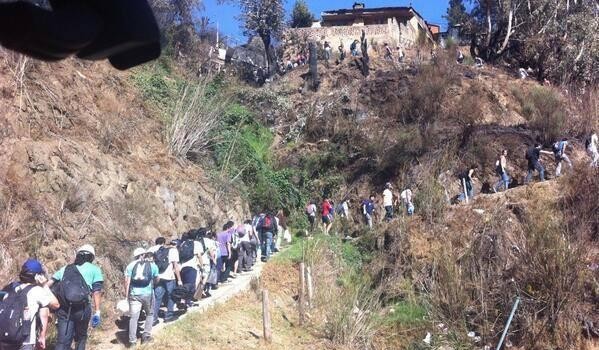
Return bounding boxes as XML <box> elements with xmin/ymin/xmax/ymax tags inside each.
<box><xmin>261</xmin><ymin>216</ymin><xmax>273</xmax><ymax>231</ymax></box>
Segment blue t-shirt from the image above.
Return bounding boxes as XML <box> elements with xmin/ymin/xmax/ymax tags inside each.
<box><xmin>363</xmin><ymin>200</ymin><xmax>375</xmax><ymax>215</ymax></box>
<box><xmin>53</xmin><ymin>262</ymin><xmax>104</xmax><ymax>290</ymax></box>
<box><xmin>125</xmin><ymin>260</ymin><xmax>159</xmax><ymax>296</ymax></box>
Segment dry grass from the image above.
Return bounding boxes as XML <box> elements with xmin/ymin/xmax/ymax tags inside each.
<box><xmin>139</xmin><ymin>261</ymin><xmax>326</xmax><ymax>350</ymax></box>
<box><xmin>168</xmin><ymin>81</ymin><xmax>228</xmax><ymax>161</ymax></box>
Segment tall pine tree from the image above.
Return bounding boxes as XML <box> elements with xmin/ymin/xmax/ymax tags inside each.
<box><xmin>444</xmin><ymin>0</ymin><xmax>469</xmax><ymax>27</ymax></box>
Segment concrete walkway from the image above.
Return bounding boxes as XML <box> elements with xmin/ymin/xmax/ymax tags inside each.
<box><xmin>103</xmin><ymin>260</ymin><xmax>267</xmax><ymax>349</ymax></box>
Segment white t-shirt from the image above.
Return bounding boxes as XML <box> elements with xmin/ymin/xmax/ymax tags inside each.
<box><xmin>201</xmin><ymin>238</ymin><xmax>218</xmax><ymax>267</ymax></box>
<box><xmin>15</xmin><ymin>284</ymin><xmax>54</xmax><ymax>345</ymax></box>
<box><xmin>239</xmin><ymin>225</ymin><xmax>251</xmax><ymax>243</ymax></box>
<box><xmin>383</xmin><ymin>189</ymin><xmax>393</xmax><ymax>207</ymax></box>
<box><xmin>148</xmin><ymin>245</ymin><xmax>179</xmax><ymax>280</ymax></box>
<box><xmin>180</xmin><ymin>241</ymin><xmax>203</xmax><ymax>270</ymax></box>
<box><xmin>400</xmin><ymin>189</ymin><xmax>413</xmax><ymax>205</ymax></box>
<box><xmin>590</xmin><ymin>133</ymin><xmax>598</xmax><ymax>152</ymax></box>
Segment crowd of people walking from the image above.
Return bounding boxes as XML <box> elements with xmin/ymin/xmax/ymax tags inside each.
<box><xmin>0</xmin><ymin>211</ymin><xmax>291</xmax><ymax>349</ymax></box>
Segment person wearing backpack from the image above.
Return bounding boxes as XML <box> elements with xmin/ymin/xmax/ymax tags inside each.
<box><xmin>147</xmin><ymin>238</ymin><xmax>181</xmax><ymax>324</ymax></box>
<box><xmin>305</xmin><ymin>201</ymin><xmax>317</xmax><ymax>233</ymax></box>
<box><xmin>123</xmin><ymin>248</ymin><xmax>158</xmax><ymax>348</ymax></box>
<box><xmin>177</xmin><ymin>231</ymin><xmax>203</xmax><ymax>308</ymax></box>
<box><xmin>493</xmin><ymin>149</ymin><xmax>511</xmax><ymax>193</ymax></box>
<box><xmin>257</xmin><ymin>212</ymin><xmax>277</xmax><ymax>262</ymax></box>
<box><xmin>321</xmin><ymin>198</ymin><xmax>333</xmax><ymax>235</ymax></box>
<box><xmin>525</xmin><ymin>143</ymin><xmax>551</xmax><ymax>183</ymax></box>
<box><xmin>552</xmin><ymin>138</ymin><xmax>573</xmax><ymax>177</ymax></box>
<box><xmin>0</xmin><ymin>259</ymin><xmax>59</xmax><ymax>350</ymax></box>
<box><xmin>46</xmin><ymin>245</ymin><xmax>103</xmax><ymax>350</ymax></box>
<box><xmin>200</xmin><ymin>230</ymin><xmax>219</xmax><ymax>297</ymax></box>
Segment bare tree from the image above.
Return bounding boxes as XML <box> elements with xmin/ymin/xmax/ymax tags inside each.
<box><xmin>220</xmin><ymin>0</ymin><xmax>286</xmax><ymax>73</ymax></box>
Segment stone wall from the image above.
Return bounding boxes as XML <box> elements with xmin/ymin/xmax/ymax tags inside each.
<box><xmin>287</xmin><ymin>23</ymin><xmax>398</xmax><ymax>51</ymax></box>
<box><xmin>286</xmin><ymin>17</ymin><xmax>431</xmax><ymax>53</ymax></box>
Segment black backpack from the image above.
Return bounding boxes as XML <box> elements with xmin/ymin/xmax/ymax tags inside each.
<box><xmin>178</xmin><ymin>240</ymin><xmax>195</xmax><ymax>264</ymax></box>
<box><xmin>585</xmin><ymin>137</ymin><xmax>591</xmax><ymax>148</ymax></box>
<box><xmin>153</xmin><ymin>246</ymin><xmax>170</xmax><ymax>273</ymax></box>
<box><xmin>0</xmin><ymin>285</ymin><xmax>34</xmax><ymax>345</ymax></box>
<box><xmin>495</xmin><ymin>160</ymin><xmax>503</xmax><ymax>175</ymax></box>
<box><xmin>130</xmin><ymin>261</ymin><xmax>153</xmax><ymax>288</ymax></box>
<box><xmin>261</xmin><ymin>215</ymin><xmax>274</xmax><ymax>232</ymax></box>
<box><xmin>55</xmin><ymin>265</ymin><xmax>90</xmax><ymax>308</ymax></box>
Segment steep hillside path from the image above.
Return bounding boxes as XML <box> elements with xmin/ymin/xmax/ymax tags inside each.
<box><xmin>97</xmin><ymin>259</ymin><xmax>268</xmax><ymax>349</ymax></box>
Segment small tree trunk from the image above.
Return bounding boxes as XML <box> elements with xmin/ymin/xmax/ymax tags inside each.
<box><xmin>308</xmin><ymin>41</ymin><xmax>319</xmax><ymax>90</ymax></box>
<box><xmin>360</xmin><ymin>30</ymin><xmax>369</xmax><ymax>77</ymax></box>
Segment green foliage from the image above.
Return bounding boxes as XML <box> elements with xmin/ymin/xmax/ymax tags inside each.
<box><xmin>289</xmin><ymin>0</ymin><xmax>315</xmax><ymax>28</ymax></box>
<box><xmin>214</xmin><ymin>103</ymin><xmax>304</xmax><ymax>212</ymax></box>
<box><xmin>444</xmin><ymin>0</ymin><xmax>470</xmax><ymax>27</ymax></box>
<box><xmin>131</xmin><ymin>58</ymin><xmax>184</xmax><ymax>119</ymax></box>
<box><xmin>414</xmin><ymin>177</ymin><xmax>447</xmax><ymax>224</ymax></box>
<box><xmin>384</xmin><ymin>301</ymin><xmax>428</xmax><ymax>327</ymax></box>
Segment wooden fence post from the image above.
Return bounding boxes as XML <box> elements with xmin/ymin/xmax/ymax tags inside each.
<box><xmin>299</xmin><ymin>262</ymin><xmax>306</xmax><ymax>325</ymax></box>
<box><xmin>306</xmin><ymin>266</ymin><xmax>313</xmax><ymax>308</ymax></box>
<box><xmin>262</xmin><ymin>290</ymin><xmax>272</xmax><ymax>342</ymax></box>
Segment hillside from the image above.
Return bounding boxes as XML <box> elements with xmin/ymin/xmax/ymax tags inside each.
<box><xmin>0</xmin><ymin>49</ymin><xmax>248</xmax><ymax>319</ymax></box>
<box><xmin>0</xmin><ymin>40</ymin><xmax>597</xmax><ymax>350</ymax></box>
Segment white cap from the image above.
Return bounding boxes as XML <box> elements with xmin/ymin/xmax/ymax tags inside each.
<box><xmin>133</xmin><ymin>247</ymin><xmax>146</xmax><ymax>258</ymax></box>
<box><xmin>77</xmin><ymin>244</ymin><xmax>95</xmax><ymax>257</ymax></box>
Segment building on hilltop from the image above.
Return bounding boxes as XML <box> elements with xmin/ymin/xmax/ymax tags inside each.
<box><xmin>285</xmin><ymin>2</ymin><xmax>435</xmax><ymax>51</ymax></box>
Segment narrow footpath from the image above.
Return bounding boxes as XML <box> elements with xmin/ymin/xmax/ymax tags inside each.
<box><xmin>99</xmin><ymin>260</ymin><xmax>267</xmax><ymax>350</ymax></box>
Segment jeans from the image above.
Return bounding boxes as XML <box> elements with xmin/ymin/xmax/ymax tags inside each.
<box><xmin>384</xmin><ymin>205</ymin><xmax>393</xmax><ymax>221</ymax></box>
<box><xmin>240</xmin><ymin>241</ymin><xmax>252</xmax><ymax>269</ymax></box>
<box><xmin>260</xmin><ymin>231</ymin><xmax>273</xmax><ymax>260</ymax></box>
<box><xmin>180</xmin><ymin>267</ymin><xmax>197</xmax><ymax>303</ymax></box>
<box><xmin>364</xmin><ymin>213</ymin><xmax>373</xmax><ymax>228</ymax></box>
<box><xmin>153</xmin><ymin>279</ymin><xmax>175</xmax><ymax>319</ymax></box>
<box><xmin>526</xmin><ymin>162</ymin><xmax>545</xmax><ymax>182</ymax></box>
<box><xmin>494</xmin><ymin>172</ymin><xmax>511</xmax><ymax>192</ymax></box>
<box><xmin>307</xmin><ymin>215</ymin><xmax>315</xmax><ymax>231</ymax></box>
<box><xmin>555</xmin><ymin>154</ymin><xmax>572</xmax><ymax>177</ymax></box>
<box><xmin>128</xmin><ymin>294</ymin><xmax>154</xmax><ymax>344</ymax></box>
<box><xmin>216</xmin><ymin>255</ymin><xmax>232</xmax><ymax>283</ymax></box>
<box><xmin>54</xmin><ymin>304</ymin><xmax>91</xmax><ymax>350</ymax></box>
<box><xmin>406</xmin><ymin>203</ymin><xmax>414</xmax><ymax>216</ymax></box>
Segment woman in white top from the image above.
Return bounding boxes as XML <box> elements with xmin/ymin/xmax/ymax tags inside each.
<box><xmin>587</xmin><ymin>132</ymin><xmax>598</xmax><ymax>167</ymax></box>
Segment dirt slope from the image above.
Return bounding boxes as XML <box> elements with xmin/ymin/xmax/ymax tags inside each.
<box><xmin>0</xmin><ymin>50</ymin><xmax>247</xmax><ymax>316</ymax></box>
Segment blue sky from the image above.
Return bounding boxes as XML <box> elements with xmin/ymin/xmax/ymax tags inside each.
<box><xmin>202</xmin><ymin>0</ymin><xmax>450</xmax><ymax>45</ymax></box>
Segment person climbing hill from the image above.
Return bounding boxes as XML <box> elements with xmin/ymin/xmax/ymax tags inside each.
<box><xmin>587</xmin><ymin>131</ymin><xmax>598</xmax><ymax>167</ymax></box>
<box><xmin>383</xmin><ymin>183</ymin><xmax>395</xmax><ymax>221</ymax></box>
<box><xmin>46</xmin><ymin>245</ymin><xmax>104</xmax><ymax>350</ymax></box>
<box><xmin>493</xmin><ymin>149</ymin><xmax>511</xmax><ymax>192</ymax></box>
<box><xmin>400</xmin><ymin>188</ymin><xmax>414</xmax><ymax>216</ymax></box>
<box><xmin>552</xmin><ymin>138</ymin><xmax>573</xmax><ymax>177</ymax></box>
<box><xmin>321</xmin><ymin>198</ymin><xmax>333</xmax><ymax>235</ymax></box>
<box><xmin>525</xmin><ymin>143</ymin><xmax>553</xmax><ymax>183</ymax></box>
<box><xmin>458</xmin><ymin>166</ymin><xmax>477</xmax><ymax>201</ymax></box>
<box><xmin>0</xmin><ymin>259</ymin><xmax>59</xmax><ymax>350</ymax></box>
<box><xmin>148</xmin><ymin>238</ymin><xmax>181</xmax><ymax>324</ymax></box>
<box><xmin>361</xmin><ymin>195</ymin><xmax>376</xmax><ymax>229</ymax></box>
<box><xmin>124</xmin><ymin>248</ymin><xmax>158</xmax><ymax>347</ymax></box>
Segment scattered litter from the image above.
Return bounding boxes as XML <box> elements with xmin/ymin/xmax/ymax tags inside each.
<box><xmin>473</xmin><ymin>209</ymin><xmax>485</xmax><ymax>215</ymax></box>
<box><xmin>467</xmin><ymin>331</ymin><xmax>476</xmax><ymax>338</ymax></box>
<box><xmin>588</xmin><ymin>262</ymin><xmax>599</xmax><ymax>271</ymax></box>
<box><xmin>423</xmin><ymin>332</ymin><xmax>432</xmax><ymax>344</ymax></box>
<box><xmin>389</xmin><ymin>308</ymin><xmax>395</xmax><ymax>314</ymax></box>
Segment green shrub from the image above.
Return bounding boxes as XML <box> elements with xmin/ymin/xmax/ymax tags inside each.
<box><xmin>131</xmin><ymin>58</ymin><xmax>184</xmax><ymax>118</ymax></box>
